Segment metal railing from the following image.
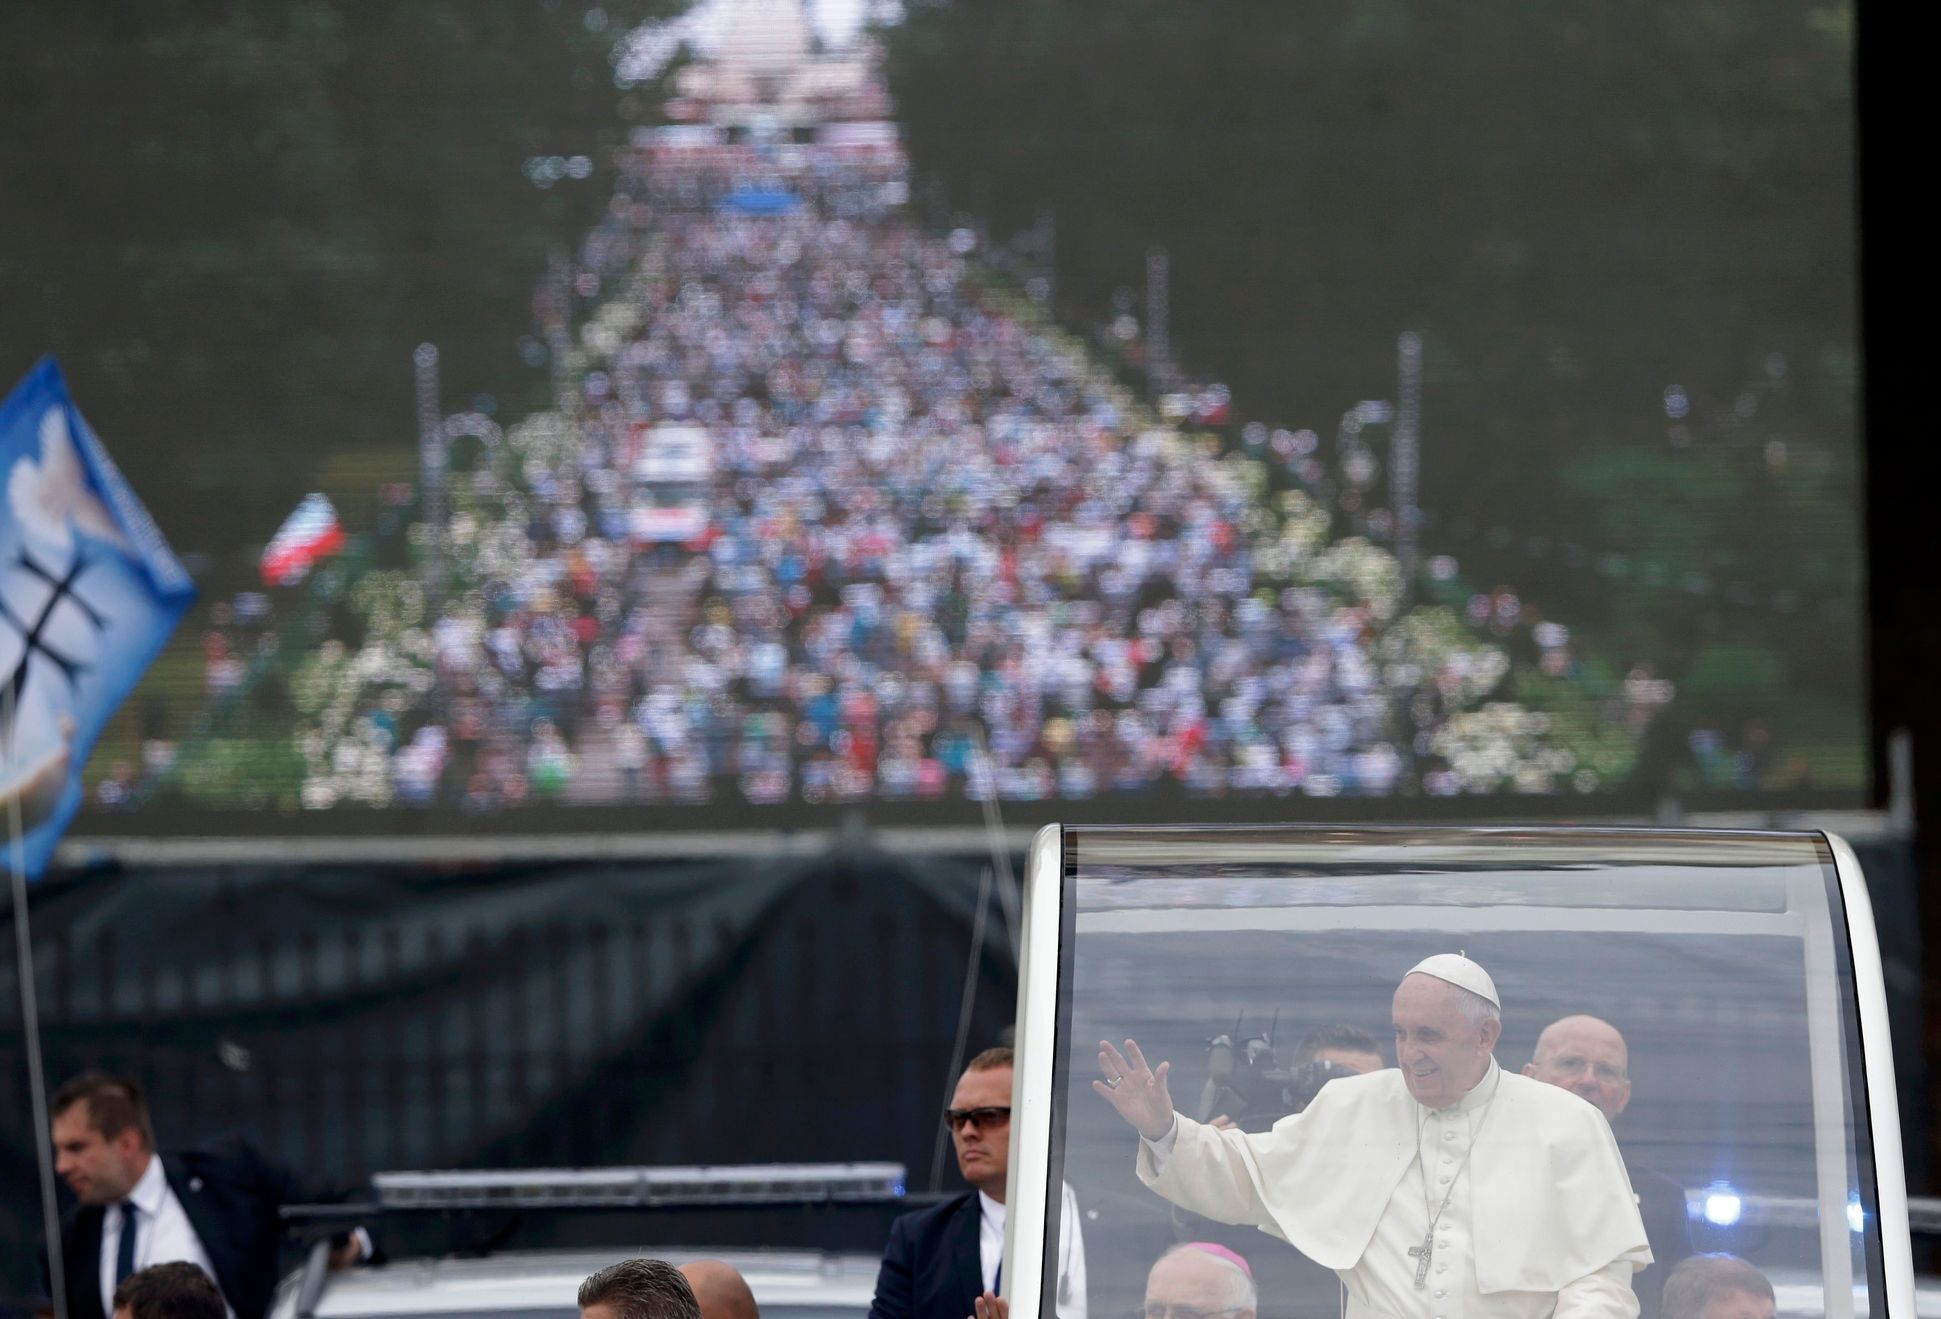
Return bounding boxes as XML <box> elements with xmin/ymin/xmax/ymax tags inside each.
<box><xmin>369</xmin><ymin>1162</ymin><xmax>908</xmax><ymax>1210</ymax></box>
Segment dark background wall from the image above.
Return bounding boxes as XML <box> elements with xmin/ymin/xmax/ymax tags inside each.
<box><xmin>0</xmin><ymin>848</ymin><xmax>1020</xmax><ymax>1308</ymax></box>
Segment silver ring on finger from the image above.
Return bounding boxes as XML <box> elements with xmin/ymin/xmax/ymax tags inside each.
<box><xmin>1106</xmin><ymin>1076</ymin><xmax>1122</xmax><ymax>1088</ymax></box>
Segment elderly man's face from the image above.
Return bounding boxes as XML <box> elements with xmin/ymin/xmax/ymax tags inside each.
<box><xmin>1143</xmin><ymin>1249</ymin><xmax>1255</xmax><ymax>1319</ymax></box>
<box><xmin>1524</xmin><ymin>1015</ymin><xmax>1632</xmax><ymax>1122</ymax></box>
<box><xmin>1392</xmin><ymin>974</ymin><xmax>1498</xmax><ymax>1110</ymax></box>
<box><xmin>1700</xmin><ymin>1289</ymin><xmax>1776</xmax><ymax>1319</ymax></box>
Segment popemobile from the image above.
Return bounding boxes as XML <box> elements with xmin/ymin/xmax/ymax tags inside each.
<box><xmin>1003</xmin><ymin>826</ymin><xmax>1921</xmax><ymax>1319</ymax></box>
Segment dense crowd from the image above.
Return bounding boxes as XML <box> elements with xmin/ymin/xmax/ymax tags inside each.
<box><xmin>169</xmin><ymin>140</ymin><xmax>1621</xmax><ymax>812</ymax></box>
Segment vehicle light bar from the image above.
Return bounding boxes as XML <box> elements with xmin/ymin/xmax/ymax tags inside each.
<box><xmin>369</xmin><ymin>1162</ymin><xmax>909</xmax><ymax>1210</ymax></box>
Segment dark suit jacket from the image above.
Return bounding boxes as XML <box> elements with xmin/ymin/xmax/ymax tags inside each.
<box><xmin>868</xmin><ymin>1192</ymin><xmax>984</xmax><ymax>1319</ymax></box>
<box><xmin>59</xmin><ymin>1139</ymin><xmax>349</xmax><ymax>1319</ymax></box>
<box><xmin>1627</xmin><ymin>1158</ymin><xmax>1695</xmax><ymax>1319</ymax></box>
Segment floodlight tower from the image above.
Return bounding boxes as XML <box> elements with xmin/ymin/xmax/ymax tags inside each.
<box><xmin>1146</xmin><ymin>244</ymin><xmax>1172</xmax><ymax>393</ymax></box>
<box><xmin>1392</xmin><ymin>331</ymin><xmax>1423</xmax><ymax>609</ymax></box>
<box><xmin>414</xmin><ymin>343</ymin><xmax>446</xmax><ymax>601</ymax></box>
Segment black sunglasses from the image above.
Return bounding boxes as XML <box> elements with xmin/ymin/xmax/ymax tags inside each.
<box><xmin>942</xmin><ymin>1106</ymin><xmax>1012</xmax><ymax>1132</ymax></box>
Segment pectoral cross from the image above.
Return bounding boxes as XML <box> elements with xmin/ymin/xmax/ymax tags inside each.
<box><xmin>1408</xmin><ymin>1233</ymin><xmax>1433</xmax><ymax>1289</ymax></box>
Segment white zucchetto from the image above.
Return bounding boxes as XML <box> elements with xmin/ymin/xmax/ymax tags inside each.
<box><xmin>1405</xmin><ymin>952</ymin><xmax>1501</xmax><ymax>1008</ymax></box>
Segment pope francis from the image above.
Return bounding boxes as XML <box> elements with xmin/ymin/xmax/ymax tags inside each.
<box><xmin>1094</xmin><ymin>954</ymin><xmax>1652</xmax><ymax>1319</ymax></box>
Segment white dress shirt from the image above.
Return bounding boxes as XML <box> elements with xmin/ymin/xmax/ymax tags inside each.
<box><xmin>980</xmin><ymin>1184</ymin><xmax>1089</xmax><ymax>1319</ymax></box>
<box><xmin>99</xmin><ymin>1155</ymin><xmax>234</xmax><ymax>1319</ymax></box>
<box><xmin>978</xmin><ymin>1190</ymin><xmax>1004</xmax><ymax>1295</ymax></box>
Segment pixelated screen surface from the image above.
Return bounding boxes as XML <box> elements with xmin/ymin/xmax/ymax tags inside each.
<box><xmin>0</xmin><ymin>1</ymin><xmax>1860</xmax><ymax>833</ymax></box>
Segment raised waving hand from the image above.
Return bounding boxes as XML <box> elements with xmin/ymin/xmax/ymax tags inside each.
<box><xmin>1092</xmin><ymin>1038</ymin><xmax>1176</xmax><ymax>1141</ymax></box>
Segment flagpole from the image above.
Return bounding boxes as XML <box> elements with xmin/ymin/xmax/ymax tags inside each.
<box><xmin>4</xmin><ymin>683</ymin><xmax>68</xmax><ymax>1319</ymax></box>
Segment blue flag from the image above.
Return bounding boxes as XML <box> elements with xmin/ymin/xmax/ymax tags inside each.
<box><xmin>1</xmin><ymin>358</ymin><xmax>195</xmax><ymax>876</ymax></box>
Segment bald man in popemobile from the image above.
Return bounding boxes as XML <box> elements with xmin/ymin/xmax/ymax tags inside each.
<box><xmin>1523</xmin><ymin>1015</ymin><xmax>1694</xmax><ymax>1319</ymax></box>
<box><xmin>1095</xmin><ymin>955</ymin><xmax>1653</xmax><ymax>1319</ymax></box>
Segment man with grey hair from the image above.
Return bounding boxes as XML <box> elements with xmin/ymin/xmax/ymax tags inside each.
<box><xmin>968</xmin><ymin>1244</ymin><xmax>1255</xmax><ymax>1319</ymax></box>
<box><xmin>1658</xmin><ymin>1255</ymin><xmax>1775</xmax><ymax>1319</ymax></box>
<box><xmin>1095</xmin><ymin>954</ymin><xmax>1652</xmax><ymax>1317</ymax></box>
<box><xmin>579</xmin><ymin>1258</ymin><xmax>703</xmax><ymax>1319</ymax></box>
<box><xmin>1143</xmin><ymin>1243</ymin><xmax>1257</xmax><ymax>1319</ymax></box>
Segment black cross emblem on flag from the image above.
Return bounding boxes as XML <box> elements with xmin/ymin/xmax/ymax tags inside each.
<box><xmin>0</xmin><ymin>547</ymin><xmax>107</xmax><ymax>747</ymax></box>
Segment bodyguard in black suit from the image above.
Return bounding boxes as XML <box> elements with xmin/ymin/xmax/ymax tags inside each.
<box><xmin>870</xmin><ymin>1190</ymin><xmax>987</xmax><ymax>1319</ymax></box>
<box><xmin>49</xmin><ymin>1072</ymin><xmax>370</xmax><ymax>1319</ymax></box>
<box><xmin>872</xmin><ymin>1045</ymin><xmax>1090</xmax><ymax>1319</ymax></box>
<box><xmin>870</xmin><ymin>1047</ymin><xmax>1013</xmax><ymax>1319</ymax></box>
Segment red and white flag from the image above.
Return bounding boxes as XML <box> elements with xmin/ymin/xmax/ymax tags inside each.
<box><xmin>260</xmin><ymin>492</ymin><xmax>344</xmax><ymax>586</ymax></box>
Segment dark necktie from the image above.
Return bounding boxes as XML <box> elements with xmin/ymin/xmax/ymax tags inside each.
<box><xmin>115</xmin><ymin>1201</ymin><xmax>139</xmax><ymax>1283</ymax></box>
<box><xmin>993</xmin><ymin>1261</ymin><xmax>1001</xmax><ymax>1296</ymax></box>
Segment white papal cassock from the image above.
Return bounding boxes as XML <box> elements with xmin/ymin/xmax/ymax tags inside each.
<box><xmin>1139</xmin><ymin>1059</ymin><xmax>1651</xmax><ymax>1319</ymax></box>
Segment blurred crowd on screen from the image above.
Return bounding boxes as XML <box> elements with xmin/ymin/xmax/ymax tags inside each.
<box><xmin>146</xmin><ymin>139</ymin><xmax>1656</xmax><ymax>813</ymax></box>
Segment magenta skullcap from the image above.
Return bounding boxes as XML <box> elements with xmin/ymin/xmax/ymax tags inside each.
<box><xmin>1182</xmin><ymin>1242</ymin><xmax>1253</xmax><ymax>1280</ymax></box>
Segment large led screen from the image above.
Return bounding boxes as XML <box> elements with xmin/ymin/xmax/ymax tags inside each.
<box><xmin>0</xmin><ymin>0</ymin><xmax>1862</xmax><ymax>835</ymax></box>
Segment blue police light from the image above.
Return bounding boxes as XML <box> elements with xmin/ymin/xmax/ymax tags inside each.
<box><xmin>1848</xmin><ymin>1196</ymin><xmax>1865</xmax><ymax>1233</ymax></box>
<box><xmin>1700</xmin><ymin>1183</ymin><xmax>1743</xmax><ymax>1227</ymax></box>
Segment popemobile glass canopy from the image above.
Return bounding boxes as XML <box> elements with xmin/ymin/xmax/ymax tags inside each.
<box><xmin>1004</xmin><ymin>826</ymin><xmax>1913</xmax><ymax>1319</ymax></box>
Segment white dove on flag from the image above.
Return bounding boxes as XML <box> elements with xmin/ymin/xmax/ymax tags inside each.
<box><xmin>2</xmin><ymin>356</ymin><xmax>195</xmax><ymax>876</ymax></box>
<box><xmin>6</xmin><ymin>407</ymin><xmax>133</xmax><ymax>553</ymax></box>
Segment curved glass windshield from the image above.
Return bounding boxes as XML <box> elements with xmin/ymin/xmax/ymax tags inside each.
<box><xmin>1029</xmin><ymin>827</ymin><xmax>1887</xmax><ymax>1319</ymax></box>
